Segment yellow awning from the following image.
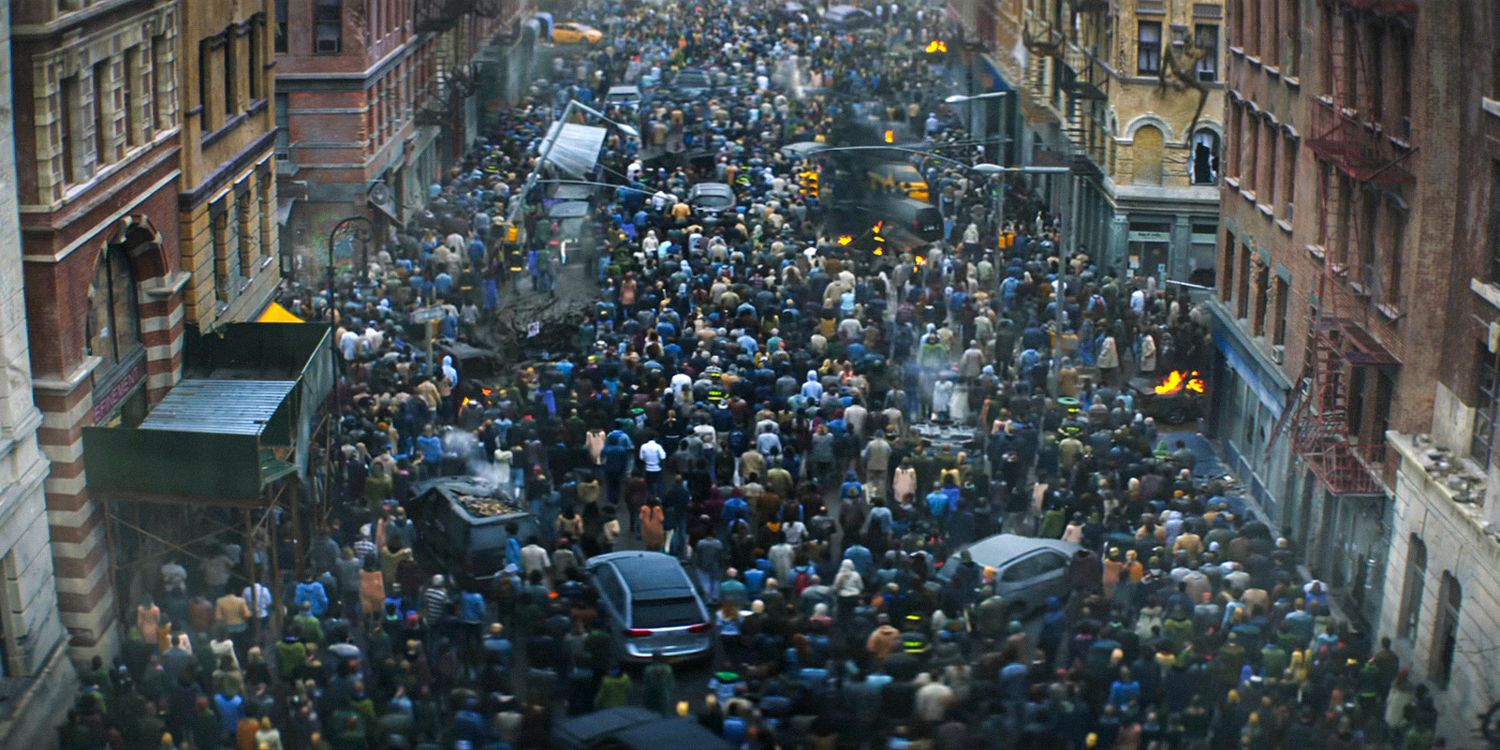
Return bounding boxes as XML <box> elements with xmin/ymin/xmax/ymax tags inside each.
<box><xmin>256</xmin><ymin>302</ymin><xmax>304</xmax><ymax>324</ymax></box>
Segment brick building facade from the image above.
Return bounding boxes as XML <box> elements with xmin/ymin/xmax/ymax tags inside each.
<box><xmin>1209</xmin><ymin>0</ymin><xmax>1432</xmax><ymax>631</ymax></box>
<box><xmin>274</xmin><ymin>0</ymin><xmax>534</xmax><ymax>286</ymax></box>
<box><xmin>13</xmin><ymin>0</ymin><xmax>189</xmax><ymax>660</ymax></box>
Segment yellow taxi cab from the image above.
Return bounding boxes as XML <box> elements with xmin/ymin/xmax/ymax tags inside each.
<box><xmin>867</xmin><ymin>162</ymin><xmax>929</xmax><ymax>202</ymax></box>
<box><xmin>552</xmin><ymin>22</ymin><xmax>604</xmax><ymax>45</ymax></box>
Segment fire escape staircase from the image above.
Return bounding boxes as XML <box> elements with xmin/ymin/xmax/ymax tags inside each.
<box><xmin>1267</xmin><ymin>0</ymin><xmax>1416</xmax><ymax>497</ymax></box>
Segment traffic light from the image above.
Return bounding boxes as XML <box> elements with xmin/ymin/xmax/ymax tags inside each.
<box><xmin>798</xmin><ymin>168</ymin><xmax>820</xmax><ymax>199</ymax></box>
<box><xmin>999</xmin><ymin>229</ymin><xmax>1015</xmax><ymax>251</ymax></box>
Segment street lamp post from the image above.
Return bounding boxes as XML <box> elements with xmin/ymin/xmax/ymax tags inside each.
<box><xmin>326</xmin><ymin>215</ymin><xmax>373</xmax><ymax>324</ymax></box>
<box><xmin>971</xmin><ymin>163</ymin><xmax>1069</xmax><ymax>240</ymax></box>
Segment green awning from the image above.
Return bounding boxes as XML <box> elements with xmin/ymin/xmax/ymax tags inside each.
<box><xmin>82</xmin><ymin>323</ymin><xmax>333</xmax><ymax>505</ymax></box>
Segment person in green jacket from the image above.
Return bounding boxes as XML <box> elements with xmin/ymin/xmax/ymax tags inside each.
<box><xmin>595</xmin><ymin>666</ymin><xmax>632</xmax><ymax>709</ymax></box>
<box><xmin>274</xmin><ymin>634</ymin><xmax>307</xmax><ymax>685</ymax></box>
<box><xmin>642</xmin><ymin>652</ymin><xmax>677</xmax><ymax>715</ymax></box>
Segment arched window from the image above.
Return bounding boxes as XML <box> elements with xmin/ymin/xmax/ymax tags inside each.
<box><xmin>1133</xmin><ymin>125</ymin><xmax>1165</xmax><ymax>186</ymax></box>
<box><xmin>1191</xmin><ymin>129</ymin><xmax>1221</xmax><ymax>185</ymax></box>
<box><xmin>86</xmin><ymin>246</ymin><xmax>142</xmax><ymax>376</ymax></box>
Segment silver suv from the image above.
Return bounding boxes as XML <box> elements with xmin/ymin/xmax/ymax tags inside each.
<box><xmin>587</xmin><ymin>551</ymin><xmax>713</xmax><ymax>662</ymax></box>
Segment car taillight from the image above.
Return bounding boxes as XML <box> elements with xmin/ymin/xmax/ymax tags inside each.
<box><xmin>687</xmin><ymin>622</ymin><xmax>712</xmax><ymax>633</ymax></box>
<box><xmin>624</xmin><ymin>628</ymin><xmax>655</xmax><ymax>637</ymax></box>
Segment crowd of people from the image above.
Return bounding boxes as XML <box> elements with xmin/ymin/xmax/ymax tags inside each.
<box><xmin>59</xmin><ymin>1</ymin><xmax>1451</xmax><ymax>749</ymax></box>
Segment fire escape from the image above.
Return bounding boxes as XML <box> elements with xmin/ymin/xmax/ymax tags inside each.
<box><xmin>414</xmin><ymin>0</ymin><xmax>496</xmax><ymax>126</ymax></box>
<box><xmin>1022</xmin><ymin>1</ymin><xmax>1108</xmax><ymax>174</ymax></box>
<box><xmin>1270</xmin><ymin>0</ymin><xmax>1417</xmax><ymax>496</ymax></box>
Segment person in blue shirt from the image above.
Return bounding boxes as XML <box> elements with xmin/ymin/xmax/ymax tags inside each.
<box><xmin>416</xmin><ymin>425</ymin><xmax>444</xmax><ymax>479</ymax></box>
<box><xmin>925</xmin><ymin>484</ymin><xmax>954</xmax><ymax>518</ymax></box>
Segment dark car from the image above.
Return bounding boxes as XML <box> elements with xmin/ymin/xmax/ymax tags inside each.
<box><xmin>823</xmin><ymin>4</ymin><xmax>875</xmax><ymax>28</ymax></box>
<box><xmin>587</xmin><ymin>551</ymin><xmax>713</xmax><ymax>661</ymax></box>
<box><xmin>555</xmin><ymin>708</ymin><xmax>734</xmax><ymax>750</ymax></box>
<box><xmin>668</xmin><ymin>67</ymin><xmax>713</xmax><ymax>98</ymax></box>
<box><xmin>687</xmin><ymin>181</ymin><xmax>737</xmax><ymax>223</ymax></box>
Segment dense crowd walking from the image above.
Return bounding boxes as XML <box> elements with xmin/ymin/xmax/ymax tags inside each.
<box><xmin>59</xmin><ymin>1</ymin><xmax>1450</xmax><ymax>749</ymax></box>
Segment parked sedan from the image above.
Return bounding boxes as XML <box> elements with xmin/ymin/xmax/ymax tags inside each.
<box><xmin>938</xmin><ymin>534</ymin><xmax>1080</xmax><ymax>618</ymax></box>
<box><xmin>587</xmin><ymin>551</ymin><xmax>713</xmax><ymax>662</ymax></box>
<box><xmin>552</xmin><ymin>21</ymin><xmax>604</xmax><ymax>45</ymax></box>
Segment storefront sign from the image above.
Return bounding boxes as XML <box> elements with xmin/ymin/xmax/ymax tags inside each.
<box><xmin>1128</xmin><ymin>230</ymin><xmax>1171</xmax><ymax>243</ymax></box>
<box><xmin>93</xmin><ymin>361</ymin><xmax>146</xmax><ymax>425</ymax></box>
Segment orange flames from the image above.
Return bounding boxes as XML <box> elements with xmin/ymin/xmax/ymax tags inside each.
<box><xmin>1154</xmin><ymin>370</ymin><xmax>1206</xmax><ymax>396</ymax></box>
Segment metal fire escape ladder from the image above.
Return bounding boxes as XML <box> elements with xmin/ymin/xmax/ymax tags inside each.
<box><xmin>1267</xmin><ymin>0</ymin><xmax>1406</xmax><ymax>497</ymax></box>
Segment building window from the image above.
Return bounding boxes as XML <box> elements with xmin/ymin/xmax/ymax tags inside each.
<box><xmin>315</xmin><ymin>0</ymin><xmax>342</xmax><ymax>54</ymax></box>
<box><xmin>1273</xmin><ymin>274</ymin><xmax>1289</xmax><ymax>346</ymax></box>
<box><xmin>1474</xmin><ymin>347</ymin><xmax>1500</xmax><ymax>468</ymax></box>
<box><xmin>124</xmin><ymin>47</ymin><xmax>142</xmax><ymax>147</ymax></box>
<box><xmin>258</xmin><ymin>176</ymin><xmax>275</xmax><ymax>260</ymax></box>
<box><xmin>1491</xmin><ymin>165</ymin><xmax>1500</xmax><ymax>283</ymax></box>
<box><xmin>237</xmin><ymin>187</ymin><xmax>255</xmax><ymax>279</ymax></box>
<box><xmin>1252</xmin><ymin>258</ymin><xmax>1269</xmax><ymax>336</ymax></box>
<box><xmin>213</xmin><ymin>206</ymin><xmax>237</xmax><ymax>303</ymax></box>
<box><xmin>1281</xmin><ymin>135</ymin><xmax>1298</xmax><ymax>221</ymax></box>
<box><xmin>61</xmin><ymin>75</ymin><xmax>81</xmax><ymax>184</ymax></box>
<box><xmin>1227</xmin><ymin>103</ymin><xmax>1241</xmax><ymax>179</ymax></box>
<box><xmin>1138</xmin><ymin>21</ymin><xmax>1162</xmax><ymax>75</ymax></box>
<box><xmin>224</xmin><ymin>31</ymin><xmax>238</xmax><ymax>119</ymax></box>
<box><xmin>1391</xmin><ymin>23</ymin><xmax>1412</xmax><ymax>138</ymax></box>
<box><xmin>274</xmin><ymin>93</ymin><xmax>290</xmax><ymax>157</ymax></box>
<box><xmin>86</xmin><ymin>246</ymin><xmax>142</xmax><ymax>375</ymax></box>
<box><xmin>1382</xmin><ymin>200</ymin><xmax>1406</xmax><ymax>306</ymax></box>
<box><xmin>249</xmin><ymin>17</ymin><xmax>263</xmax><ymax>101</ymax></box>
<box><xmin>1220</xmin><ymin>230</ymin><xmax>1235</xmax><ymax>303</ymax></box>
<box><xmin>1245</xmin><ymin>117</ymin><xmax>1259</xmax><ymax>193</ymax></box>
<box><xmin>1398</xmin><ymin>535</ymin><xmax>1426</xmax><ymax>640</ymax></box>
<box><xmin>1262</xmin><ymin>123</ymin><xmax>1278</xmax><ymax>207</ymax></box>
<box><xmin>1191</xmin><ymin>129</ymin><xmax>1220</xmax><ymax>185</ymax></box>
<box><xmin>275</xmin><ymin>0</ymin><xmax>288</xmax><ymax>53</ymax></box>
<box><xmin>93</xmin><ymin>60</ymin><xmax>111</xmax><ymax>168</ymax></box>
<box><xmin>1236</xmin><ymin>244</ymin><xmax>1251</xmax><ymax>319</ymax></box>
<box><xmin>1195</xmin><ymin>24</ymin><xmax>1218</xmax><ymax>81</ymax></box>
<box><xmin>1243</xmin><ymin>0</ymin><xmax>1258</xmax><ymax>56</ymax></box>
<box><xmin>199</xmin><ymin>39</ymin><xmax>214</xmax><ymax>130</ymax></box>
<box><xmin>1286</xmin><ymin>0</ymin><xmax>1301</xmax><ymax>75</ymax></box>
<box><xmin>152</xmin><ymin>33</ymin><xmax>171</xmax><ymax>131</ymax></box>
<box><xmin>1432</xmin><ymin>572</ymin><xmax>1461</xmax><ymax>688</ymax></box>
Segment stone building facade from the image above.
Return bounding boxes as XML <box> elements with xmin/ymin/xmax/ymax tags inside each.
<box><xmin>1375</xmin><ymin>3</ymin><xmax>1500</xmax><ymax>741</ymax></box>
<box><xmin>178</xmin><ymin>0</ymin><xmax>280</xmax><ymax>329</ymax></box>
<box><xmin>13</xmin><ymin>0</ymin><xmax>189</xmax><ymax>661</ymax></box>
<box><xmin>971</xmin><ymin>0</ymin><xmax>1225</xmax><ymax>284</ymax></box>
<box><xmin>0</xmin><ymin>3</ymin><xmax>79</xmax><ymax>747</ymax></box>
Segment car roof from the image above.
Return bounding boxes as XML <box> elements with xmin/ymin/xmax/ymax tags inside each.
<box><xmin>555</xmin><ymin>709</ymin><xmax>734</xmax><ymax>750</ymax></box>
<box><xmin>589</xmin><ymin>552</ymin><xmax>692</xmax><ymax>596</ymax></box>
<box><xmin>612</xmin><ymin>718</ymin><xmax>735</xmax><ymax>749</ymax></box>
<box><xmin>554</xmin><ymin>707</ymin><xmax>660</xmax><ymax>745</ymax></box>
<box><xmin>690</xmin><ymin>182</ymin><xmax>734</xmax><ymax>195</ymax></box>
<box><xmin>955</xmin><ymin>534</ymin><xmax>1080</xmax><ymax>568</ymax></box>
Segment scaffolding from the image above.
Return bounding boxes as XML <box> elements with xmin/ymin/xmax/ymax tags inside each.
<box><xmin>1270</xmin><ymin>0</ymin><xmax>1416</xmax><ymax>496</ymax></box>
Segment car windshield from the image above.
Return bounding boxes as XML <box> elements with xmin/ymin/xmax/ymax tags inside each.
<box><xmin>694</xmin><ymin>193</ymin><xmax>733</xmax><ymax>208</ymax></box>
<box><xmin>631</xmin><ymin>596</ymin><xmax>703</xmax><ymax>628</ymax></box>
<box><xmin>676</xmin><ymin>72</ymin><xmax>709</xmax><ymax>87</ymax></box>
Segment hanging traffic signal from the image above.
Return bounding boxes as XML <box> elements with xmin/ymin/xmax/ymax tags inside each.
<box><xmin>798</xmin><ymin>169</ymin><xmax>820</xmax><ymax>199</ymax></box>
<box><xmin>884</xmin><ymin>129</ymin><xmax>896</xmax><ymax>144</ymax></box>
<box><xmin>925</xmin><ymin>40</ymin><xmax>948</xmax><ymax>54</ymax></box>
